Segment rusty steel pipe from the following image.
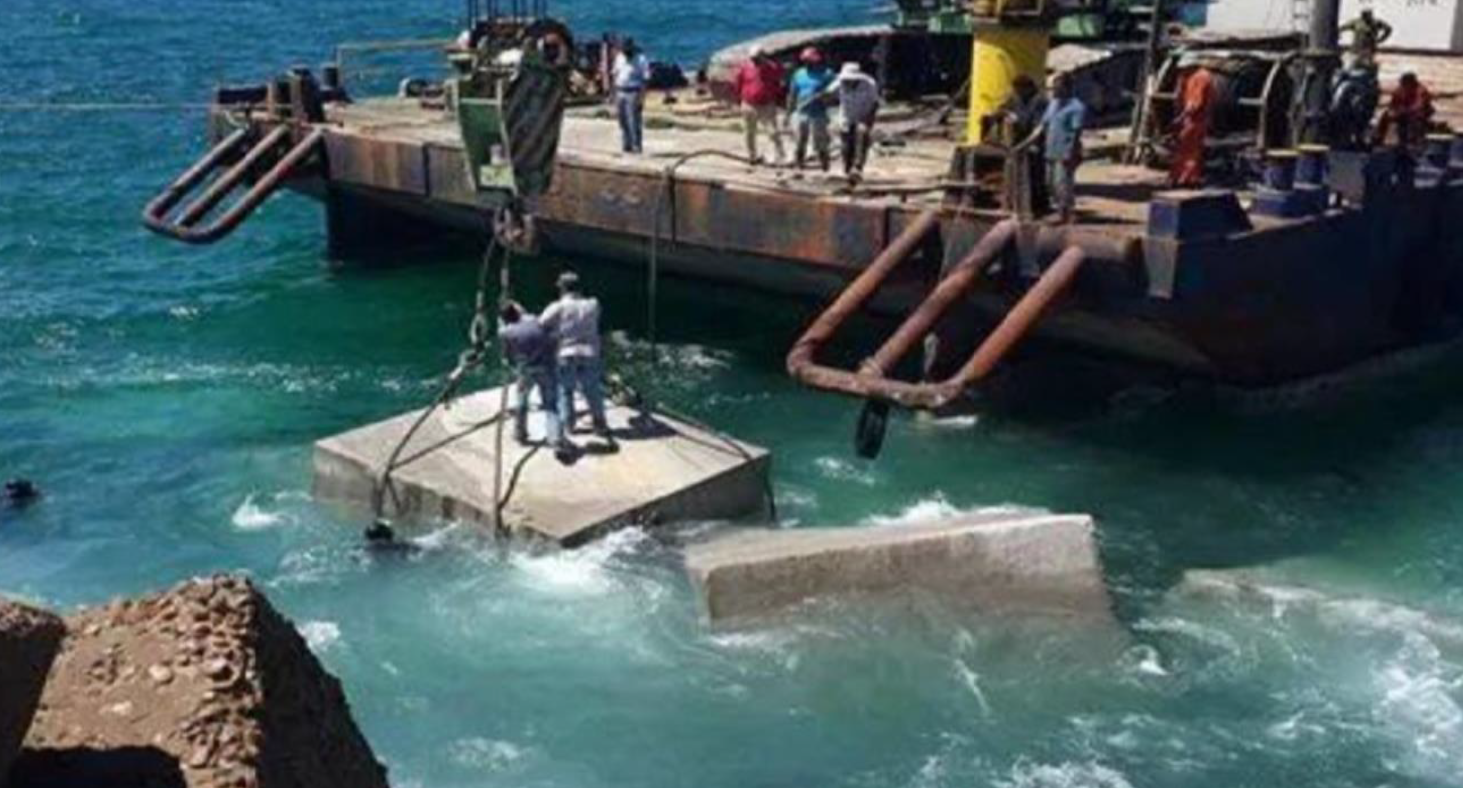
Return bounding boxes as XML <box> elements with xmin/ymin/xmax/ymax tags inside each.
<box><xmin>786</xmin><ymin>207</ymin><xmax>943</xmax><ymax>375</ymax></box>
<box><xmin>925</xmin><ymin>245</ymin><xmax>1088</xmax><ymax>407</ymax></box>
<box><xmin>141</xmin><ymin>127</ymin><xmax>250</xmax><ymax>235</ymax></box>
<box><xmin>179</xmin><ymin>128</ymin><xmax>326</xmax><ymax>245</ymax></box>
<box><xmin>175</xmin><ymin>125</ymin><xmax>292</xmax><ymax>229</ymax></box>
<box><xmin>864</xmin><ymin>218</ymin><xmax>1018</xmax><ymax>377</ymax></box>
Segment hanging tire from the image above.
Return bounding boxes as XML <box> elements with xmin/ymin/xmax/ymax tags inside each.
<box><xmin>854</xmin><ymin>399</ymin><xmax>891</xmax><ymax>459</ymax></box>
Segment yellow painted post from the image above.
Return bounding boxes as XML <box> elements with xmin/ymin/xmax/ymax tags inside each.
<box><xmin>966</xmin><ymin>24</ymin><xmax>1050</xmax><ymax>145</ymax></box>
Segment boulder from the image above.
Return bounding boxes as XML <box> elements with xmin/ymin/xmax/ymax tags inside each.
<box><xmin>0</xmin><ymin>599</ymin><xmax>65</xmax><ymax>788</ymax></box>
<box><xmin>16</xmin><ymin>575</ymin><xmax>388</xmax><ymax>788</ymax></box>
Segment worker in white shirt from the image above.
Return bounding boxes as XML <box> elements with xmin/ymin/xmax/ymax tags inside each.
<box><xmin>539</xmin><ymin>271</ymin><xmax>611</xmax><ymax>438</ymax></box>
<box><xmin>826</xmin><ymin>62</ymin><xmax>880</xmax><ymax>183</ymax></box>
<box><xmin>612</xmin><ymin>38</ymin><xmax>650</xmax><ymax>154</ymax></box>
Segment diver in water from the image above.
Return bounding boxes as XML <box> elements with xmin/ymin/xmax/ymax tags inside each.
<box><xmin>4</xmin><ymin>478</ymin><xmax>40</xmax><ymax>509</ymax></box>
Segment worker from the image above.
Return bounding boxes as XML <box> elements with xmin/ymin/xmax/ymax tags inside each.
<box><xmin>1328</xmin><ymin>63</ymin><xmax>1381</xmax><ymax>150</ymax></box>
<box><xmin>827</xmin><ymin>61</ymin><xmax>881</xmax><ymax>183</ymax></box>
<box><xmin>1000</xmin><ymin>74</ymin><xmax>1048</xmax><ymax>143</ymax></box>
<box><xmin>1340</xmin><ymin>9</ymin><xmax>1393</xmax><ymax>67</ymax></box>
<box><xmin>1169</xmin><ymin>62</ymin><xmax>1215</xmax><ymax>188</ymax></box>
<box><xmin>498</xmin><ymin>302</ymin><xmax>568</xmax><ymax>453</ymax></box>
<box><xmin>1041</xmin><ymin>73</ymin><xmax>1086</xmax><ymax>223</ymax></box>
<box><xmin>612</xmin><ymin>38</ymin><xmax>649</xmax><ymax>154</ymax></box>
<box><xmin>1374</xmin><ymin>71</ymin><xmax>1435</xmax><ymax>149</ymax></box>
<box><xmin>786</xmin><ymin>47</ymin><xmax>835</xmax><ymax>172</ymax></box>
<box><xmin>540</xmin><ymin>271</ymin><xmax>611</xmax><ymax>439</ymax></box>
<box><xmin>734</xmin><ymin>45</ymin><xmax>787</xmax><ymax>166</ymax></box>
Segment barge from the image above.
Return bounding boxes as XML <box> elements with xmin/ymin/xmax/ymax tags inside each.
<box><xmin>142</xmin><ymin>0</ymin><xmax>1463</xmax><ymax>401</ymax></box>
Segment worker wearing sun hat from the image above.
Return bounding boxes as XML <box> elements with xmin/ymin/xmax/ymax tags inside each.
<box><xmin>786</xmin><ymin>46</ymin><xmax>834</xmax><ymax>172</ymax></box>
<box><xmin>825</xmin><ymin>60</ymin><xmax>880</xmax><ymax>182</ymax></box>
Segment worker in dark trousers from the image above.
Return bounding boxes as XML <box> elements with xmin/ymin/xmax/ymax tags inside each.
<box><xmin>787</xmin><ymin>47</ymin><xmax>835</xmax><ymax>172</ymax></box>
<box><xmin>540</xmin><ymin>271</ymin><xmax>611</xmax><ymax>439</ymax></box>
<box><xmin>827</xmin><ymin>62</ymin><xmax>880</xmax><ymax>183</ymax></box>
<box><xmin>499</xmin><ymin>302</ymin><xmax>568</xmax><ymax>454</ymax></box>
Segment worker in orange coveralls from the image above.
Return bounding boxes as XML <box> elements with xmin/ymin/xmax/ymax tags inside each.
<box><xmin>1169</xmin><ymin>64</ymin><xmax>1215</xmax><ymax>188</ymax></box>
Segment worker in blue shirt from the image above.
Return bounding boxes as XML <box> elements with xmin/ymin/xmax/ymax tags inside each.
<box><xmin>1040</xmin><ymin>74</ymin><xmax>1086</xmax><ymax>223</ymax></box>
<box><xmin>498</xmin><ymin>302</ymin><xmax>567</xmax><ymax>453</ymax></box>
<box><xmin>786</xmin><ymin>47</ymin><xmax>834</xmax><ymax>172</ymax></box>
<box><xmin>612</xmin><ymin>38</ymin><xmax>649</xmax><ymax>154</ymax></box>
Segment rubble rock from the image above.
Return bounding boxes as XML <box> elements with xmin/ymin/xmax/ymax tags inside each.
<box><xmin>15</xmin><ymin>575</ymin><xmax>387</xmax><ymax>788</ymax></box>
<box><xmin>0</xmin><ymin>598</ymin><xmax>66</xmax><ymax>788</ymax></box>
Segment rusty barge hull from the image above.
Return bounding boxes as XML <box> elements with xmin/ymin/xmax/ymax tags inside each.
<box><xmin>211</xmin><ymin>96</ymin><xmax>1463</xmax><ymax>387</ymax></box>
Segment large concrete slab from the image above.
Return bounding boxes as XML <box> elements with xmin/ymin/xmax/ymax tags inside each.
<box><xmin>685</xmin><ymin>511</ymin><xmax>1110</xmax><ymax>623</ymax></box>
<box><xmin>314</xmin><ymin>387</ymin><xmax>771</xmax><ymax>546</ymax></box>
<box><xmin>0</xmin><ymin>598</ymin><xmax>65</xmax><ymax>788</ymax></box>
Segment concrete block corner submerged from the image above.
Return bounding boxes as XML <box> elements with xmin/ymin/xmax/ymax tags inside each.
<box><xmin>684</xmin><ymin>511</ymin><xmax>1110</xmax><ymax>623</ymax></box>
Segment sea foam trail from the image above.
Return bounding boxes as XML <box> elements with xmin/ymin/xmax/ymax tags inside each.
<box><xmin>862</xmin><ymin>493</ymin><xmax>1042</xmax><ymax>528</ymax></box>
<box><xmin>232</xmin><ymin>493</ymin><xmax>288</xmax><ymax>530</ymax></box>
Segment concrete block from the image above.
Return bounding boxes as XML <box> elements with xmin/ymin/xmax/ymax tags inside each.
<box><xmin>0</xmin><ymin>599</ymin><xmax>65</xmax><ymax>788</ymax></box>
<box><xmin>1146</xmin><ymin>189</ymin><xmax>1252</xmax><ymax>240</ymax></box>
<box><xmin>314</xmin><ymin>387</ymin><xmax>771</xmax><ymax>546</ymax></box>
<box><xmin>685</xmin><ymin>511</ymin><xmax>1111</xmax><ymax>623</ymax></box>
<box><xmin>18</xmin><ymin>575</ymin><xmax>388</xmax><ymax>788</ymax></box>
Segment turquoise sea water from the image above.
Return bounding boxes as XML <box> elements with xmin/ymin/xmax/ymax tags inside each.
<box><xmin>4</xmin><ymin>2</ymin><xmax>1463</xmax><ymax>786</ymax></box>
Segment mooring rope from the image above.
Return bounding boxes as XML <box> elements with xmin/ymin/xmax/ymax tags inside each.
<box><xmin>369</xmin><ymin>208</ymin><xmax>519</xmax><ymax>540</ymax></box>
<box><xmin>0</xmin><ymin>102</ymin><xmax>211</xmax><ymax>112</ymax></box>
<box><xmin>645</xmin><ymin>148</ymin><xmax>779</xmax><ymax>522</ymax></box>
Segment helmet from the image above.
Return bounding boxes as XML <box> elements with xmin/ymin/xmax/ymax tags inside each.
<box><xmin>800</xmin><ymin>46</ymin><xmax>822</xmax><ymax>65</ymax></box>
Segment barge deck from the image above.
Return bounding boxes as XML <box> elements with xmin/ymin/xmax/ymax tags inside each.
<box><xmin>195</xmin><ymin>49</ymin><xmax>1463</xmax><ymax>387</ymax></box>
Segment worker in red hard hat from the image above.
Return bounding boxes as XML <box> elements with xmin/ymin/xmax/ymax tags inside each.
<box><xmin>787</xmin><ymin>46</ymin><xmax>835</xmax><ymax>172</ymax></box>
<box><xmin>1169</xmin><ymin>60</ymin><xmax>1215</xmax><ymax>188</ymax></box>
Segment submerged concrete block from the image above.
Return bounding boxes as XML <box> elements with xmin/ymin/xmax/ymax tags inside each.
<box><xmin>0</xmin><ymin>599</ymin><xmax>65</xmax><ymax>788</ymax></box>
<box><xmin>685</xmin><ymin>511</ymin><xmax>1110</xmax><ymax>623</ymax></box>
<box><xmin>314</xmin><ymin>387</ymin><xmax>771</xmax><ymax>546</ymax></box>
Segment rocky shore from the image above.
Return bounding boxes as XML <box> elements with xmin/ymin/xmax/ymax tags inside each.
<box><xmin>0</xmin><ymin>576</ymin><xmax>388</xmax><ymax>788</ymax></box>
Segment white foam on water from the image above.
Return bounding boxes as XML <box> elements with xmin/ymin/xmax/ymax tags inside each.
<box><xmin>507</xmin><ymin>526</ymin><xmax>650</xmax><ymax>598</ymax></box>
<box><xmin>298</xmin><ymin>620</ymin><xmax>342</xmax><ymax>654</ymax></box>
<box><xmin>863</xmin><ymin>494</ymin><xmax>1037</xmax><ymax>528</ymax></box>
<box><xmin>1374</xmin><ymin>631</ymin><xmax>1463</xmax><ymax>782</ymax></box>
<box><xmin>813</xmin><ymin>455</ymin><xmax>878</xmax><ymax>486</ymax></box>
<box><xmin>952</xmin><ymin>657</ymin><xmax>993</xmax><ymax>717</ymax></box>
<box><xmin>446</xmin><ymin>737</ymin><xmax>530</xmax><ymax>772</ymax></box>
<box><xmin>231</xmin><ymin>493</ymin><xmax>288</xmax><ymax>531</ymax></box>
<box><xmin>918</xmin><ymin>413</ymin><xmax>980</xmax><ymax>430</ymax></box>
<box><xmin>1119</xmin><ymin>644</ymin><xmax>1169</xmax><ymax>678</ymax></box>
<box><xmin>1000</xmin><ymin>760</ymin><xmax>1134</xmax><ymax>788</ymax></box>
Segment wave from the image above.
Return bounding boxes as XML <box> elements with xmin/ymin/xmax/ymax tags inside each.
<box><xmin>999</xmin><ymin>760</ymin><xmax>1134</xmax><ymax>788</ymax></box>
<box><xmin>231</xmin><ymin>492</ymin><xmax>290</xmax><ymax>531</ymax></box>
<box><xmin>297</xmin><ymin>620</ymin><xmax>342</xmax><ymax>654</ymax></box>
<box><xmin>862</xmin><ymin>493</ymin><xmax>1040</xmax><ymax>528</ymax></box>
